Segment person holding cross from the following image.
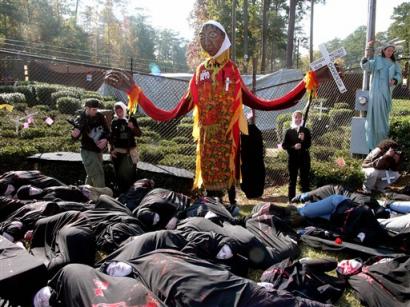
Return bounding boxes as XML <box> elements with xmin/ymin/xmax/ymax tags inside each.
<box><xmin>105</xmin><ymin>20</ymin><xmax>337</xmax><ymax>211</ymax></box>
<box><xmin>362</xmin><ymin>139</ymin><xmax>402</xmax><ymax>193</ymax></box>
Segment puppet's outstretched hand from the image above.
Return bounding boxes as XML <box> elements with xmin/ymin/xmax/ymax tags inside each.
<box><xmin>104</xmin><ymin>70</ymin><xmax>135</xmax><ymax>92</ymax></box>
<box><xmin>314</xmin><ymin>63</ymin><xmax>344</xmax><ymax>84</ymax></box>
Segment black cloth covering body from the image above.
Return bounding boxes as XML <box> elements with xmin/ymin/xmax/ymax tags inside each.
<box><xmin>122</xmin><ymin>249</ymin><xmax>332</xmax><ymax>307</ymax></box>
<box><xmin>49</xmin><ymin>263</ymin><xmax>164</xmax><ymax>307</ymax></box>
<box><xmin>347</xmin><ymin>256</ymin><xmax>410</xmax><ymax>307</ymax></box>
<box><xmin>260</xmin><ymin>258</ymin><xmax>345</xmax><ymax>304</ymax></box>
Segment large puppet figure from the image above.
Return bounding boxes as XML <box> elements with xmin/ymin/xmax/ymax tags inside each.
<box><xmin>105</xmin><ymin>20</ymin><xmax>333</xmax><ymax>200</ymax></box>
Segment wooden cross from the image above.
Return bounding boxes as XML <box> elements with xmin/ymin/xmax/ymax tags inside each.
<box><xmin>310</xmin><ymin>44</ymin><xmax>347</xmax><ymax>93</ymax></box>
<box><xmin>313</xmin><ymin>98</ymin><xmax>328</xmax><ymax>120</ymax></box>
<box><xmin>381</xmin><ymin>170</ymin><xmax>396</xmax><ymax>184</ymax></box>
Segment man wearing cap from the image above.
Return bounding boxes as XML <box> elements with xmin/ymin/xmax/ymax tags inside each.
<box><xmin>105</xmin><ymin>20</ymin><xmax>336</xmax><ymax>212</ymax></box>
<box><xmin>361</xmin><ymin>41</ymin><xmax>402</xmax><ymax>150</ymax></box>
<box><xmin>71</xmin><ymin>98</ymin><xmax>110</xmax><ymax>187</ymax></box>
<box><xmin>110</xmin><ymin>101</ymin><xmax>142</xmax><ymax>194</ymax></box>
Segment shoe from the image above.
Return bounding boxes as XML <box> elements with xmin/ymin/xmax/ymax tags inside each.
<box><xmin>226</xmin><ymin>204</ymin><xmax>240</xmax><ymax>217</ymax></box>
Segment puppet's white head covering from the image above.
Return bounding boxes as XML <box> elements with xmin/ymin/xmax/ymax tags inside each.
<box><xmin>201</xmin><ymin>20</ymin><xmax>231</xmax><ymax>59</ymax></box>
<box><xmin>114</xmin><ymin>101</ymin><xmax>127</xmax><ymax>118</ymax></box>
<box><xmin>290</xmin><ymin>110</ymin><xmax>304</xmax><ymax>129</ymax></box>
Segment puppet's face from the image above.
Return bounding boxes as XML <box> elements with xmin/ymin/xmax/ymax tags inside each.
<box><xmin>199</xmin><ymin>24</ymin><xmax>225</xmax><ymax>56</ymax></box>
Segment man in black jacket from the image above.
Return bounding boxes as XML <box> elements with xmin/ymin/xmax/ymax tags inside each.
<box><xmin>71</xmin><ymin>99</ymin><xmax>110</xmax><ymax>187</ymax></box>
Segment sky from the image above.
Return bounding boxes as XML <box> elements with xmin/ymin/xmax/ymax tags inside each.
<box><xmin>130</xmin><ymin>0</ymin><xmax>406</xmax><ymax>47</ymax></box>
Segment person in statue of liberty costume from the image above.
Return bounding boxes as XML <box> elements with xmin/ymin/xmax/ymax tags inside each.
<box><xmin>361</xmin><ymin>41</ymin><xmax>402</xmax><ymax>150</ymax></box>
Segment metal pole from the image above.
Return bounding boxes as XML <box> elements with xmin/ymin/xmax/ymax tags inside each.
<box><xmin>232</xmin><ymin>0</ymin><xmax>237</xmax><ymax>62</ymax></box>
<box><xmin>363</xmin><ymin>0</ymin><xmax>376</xmax><ymax>91</ymax></box>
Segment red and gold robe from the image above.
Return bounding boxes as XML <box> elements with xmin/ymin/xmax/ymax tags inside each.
<box><xmin>128</xmin><ymin>52</ymin><xmax>312</xmax><ymax>191</ymax></box>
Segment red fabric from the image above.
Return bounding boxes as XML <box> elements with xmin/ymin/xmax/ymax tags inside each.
<box><xmin>240</xmin><ymin>78</ymin><xmax>307</xmax><ymax>110</ymax></box>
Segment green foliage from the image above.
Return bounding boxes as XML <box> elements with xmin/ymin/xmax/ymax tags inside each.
<box><xmin>0</xmin><ymin>86</ymin><xmax>15</xmax><ymax>94</ymax></box>
<box><xmin>35</xmin><ymin>84</ymin><xmax>59</xmax><ymax>107</ymax></box>
<box><xmin>333</xmin><ymin>102</ymin><xmax>350</xmax><ymax>109</ymax></box>
<box><xmin>172</xmin><ymin>136</ymin><xmax>190</xmax><ymax>144</ymax></box>
<box><xmin>82</xmin><ymin>91</ymin><xmax>103</xmax><ymax>100</ymax></box>
<box><xmin>176</xmin><ymin>123</ymin><xmax>193</xmax><ymax>137</ymax></box>
<box><xmin>275</xmin><ymin>113</ymin><xmax>292</xmax><ymax>142</ymax></box>
<box><xmin>311</xmin><ymin>159</ymin><xmax>364</xmax><ymax>191</ymax></box>
<box><xmin>139</xmin><ymin>144</ymin><xmax>164</xmax><ymax>164</ymax></box>
<box><xmin>140</xmin><ymin>130</ymin><xmax>161</xmax><ymax>142</ymax></box>
<box><xmin>308</xmin><ymin>113</ymin><xmax>330</xmax><ymax>139</ymax></box>
<box><xmin>0</xmin><ymin>144</ymin><xmax>37</xmax><ymax>164</ymax></box>
<box><xmin>14</xmin><ymin>103</ymin><xmax>28</xmax><ymax>112</ymax></box>
<box><xmin>316</xmin><ymin>128</ymin><xmax>350</xmax><ymax>150</ymax></box>
<box><xmin>389</xmin><ymin>115</ymin><xmax>410</xmax><ymax>170</ymax></box>
<box><xmin>102</xmin><ymin>100</ymin><xmax>116</xmax><ymax>110</ymax></box>
<box><xmin>180</xmin><ymin>116</ymin><xmax>194</xmax><ymax>124</ymax></box>
<box><xmin>56</xmin><ymin>97</ymin><xmax>82</xmax><ymax>115</ymax></box>
<box><xmin>102</xmin><ymin>96</ymin><xmax>116</xmax><ymax>101</ymax></box>
<box><xmin>15</xmin><ymin>86</ymin><xmax>37</xmax><ymax>106</ymax></box>
<box><xmin>264</xmin><ymin>157</ymin><xmax>288</xmax><ymax>186</ymax></box>
<box><xmin>20</xmin><ymin>128</ymin><xmax>47</xmax><ymax>139</ymax></box>
<box><xmin>329</xmin><ymin>108</ymin><xmax>354</xmax><ymax>128</ymax></box>
<box><xmin>174</xmin><ymin>144</ymin><xmax>196</xmax><ymax>155</ymax></box>
<box><xmin>51</xmin><ymin>90</ymin><xmax>82</xmax><ymax>105</ymax></box>
<box><xmin>391</xmin><ymin>99</ymin><xmax>410</xmax><ymax>116</ymax></box>
<box><xmin>0</xmin><ymin>92</ymin><xmax>26</xmax><ymax>104</ymax></box>
<box><xmin>159</xmin><ymin>154</ymin><xmax>195</xmax><ymax>171</ymax></box>
<box><xmin>310</xmin><ymin>145</ymin><xmax>336</xmax><ymax>161</ymax></box>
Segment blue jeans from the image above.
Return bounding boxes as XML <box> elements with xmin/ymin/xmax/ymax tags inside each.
<box><xmin>389</xmin><ymin>201</ymin><xmax>410</xmax><ymax>214</ymax></box>
<box><xmin>297</xmin><ymin>195</ymin><xmax>349</xmax><ymax>220</ymax></box>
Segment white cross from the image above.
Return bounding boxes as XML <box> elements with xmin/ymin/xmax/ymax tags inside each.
<box><xmin>381</xmin><ymin>170</ymin><xmax>395</xmax><ymax>184</ymax></box>
<box><xmin>310</xmin><ymin>44</ymin><xmax>347</xmax><ymax>93</ymax></box>
<box><xmin>313</xmin><ymin>98</ymin><xmax>328</xmax><ymax>120</ymax></box>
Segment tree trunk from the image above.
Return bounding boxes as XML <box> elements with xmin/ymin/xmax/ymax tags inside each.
<box><xmin>261</xmin><ymin>0</ymin><xmax>270</xmax><ymax>73</ymax></box>
<box><xmin>286</xmin><ymin>0</ymin><xmax>297</xmax><ymax>68</ymax></box>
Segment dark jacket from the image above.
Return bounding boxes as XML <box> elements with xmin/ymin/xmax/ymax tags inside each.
<box><xmin>282</xmin><ymin>126</ymin><xmax>311</xmax><ymax>158</ymax></box>
<box><xmin>75</xmin><ymin>111</ymin><xmax>110</xmax><ymax>152</ymax></box>
<box><xmin>110</xmin><ymin>116</ymin><xmax>141</xmax><ymax>149</ymax></box>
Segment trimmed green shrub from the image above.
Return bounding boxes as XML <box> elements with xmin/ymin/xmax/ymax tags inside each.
<box><xmin>308</xmin><ymin>113</ymin><xmax>330</xmax><ymax>139</ymax></box>
<box><xmin>15</xmin><ymin>85</ymin><xmax>37</xmax><ymax>106</ymax></box>
<box><xmin>139</xmin><ymin>144</ymin><xmax>164</xmax><ymax>164</ymax></box>
<box><xmin>176</xmin><ymin>123</ymin><xmax>193</xmax><ymax>137</ymax></box>
<box><xmin>35</xmin><ymin>84</ymin><xmax>59</xmax><ymax>107</ymax></box>
<box><xmin>14</xmin><ymin>103</ymin><xmax>28</xmax><ymax>112</ymax></box>
<box><xmin>82</xmin><ymin>91</ymin><xmax>102</xmax><ymax>100</ymax></box>
<box><xmin>0</xmin><ymin>85</ymin><xmax>15</xmax><ymax>93</ymax></box>
<box><xmin>56</xmin><ymin>97</ymin><xmax>82</xmax><ymax>115</ymax></box>
<box><xmin>138</xmin><ymin>116</ymin><xmax>157</xmax><ymax>130</ymax></box>
<box><xmin>311</xmin><ymin>145</ymin><xmax>336</xmax><ymax>161</ymax></box>
<box><xmin>102</xmin><ymin>96</ymin><xmax>116</xmax><ymax>101</ymax></box>
<box><xmin>102</xmin><ymin>100</ymin><xmax>116</xmax><ymax>110</ymax></box>
<box><xmin>20</xmin><ymin>127</ymin><xmax>48</xmax><ymax>139</ymax></box>
<box><xmin>275</xmin><ymin>112</ymin><xmax>292</xmax><ymax>142</ymax></box>
<box><xmin>316</xmin><ymin>129</ymin><xmax>349</xmax><ymax>149</ymax></box>
<box><xmin>159</xmin><ymin>154</ymin><xmax>196</xmax><ymax>171</ymax></box>
<box><xmin>51</xmin><ymin>90</ymin><xmax>81</xmax><ymax>105</ymax></box>
<box><xmin>0</xmin><ymin>92</ymin><xmax>26</xmax><ymax>104</ymax></box>
<box><xmin>172</xmin><ymin>136</ymin><xmax>190</xmax><ymax>144</ymax></box>
<box><xmin>32</xmin><ymin>105</ymin><xmax>50</xmax><ymax>112</ymax></box>
<box><xmin>175</xmin><ymin>144</ymin><xmax>197</xmax><ymax>155</ymax></box>
<box><xmin>181</xmin><ymin>116</ymin><xmax>194</xmax><ymax>124</ymax></box>
<box><xmin>389</xmin><ymin>115</ymin><xmax>410</xmax><ymax>171</ymax></box>
<box><xmin>264</xmin><ymin>156</ymin><xmax>288</xmax><ymax>185</ymax></box>
<box><xmin>333</xmin><ymin>102</ymin><xmax>350</xmax><ymax>109</ymax></box>
<box><xmin>140</xmin><ymin>130</ymin><xmax>161</xmax><ymax>142</ymax></box>
<box><xmin>311</xmin><ymin>158</ymin><xmax>364</xmax><ymax>190</ymax></box>
<box><xmin>329</xmin><ymin>108</ymin><xmax>353</xmax><ymax>128</ymax></box>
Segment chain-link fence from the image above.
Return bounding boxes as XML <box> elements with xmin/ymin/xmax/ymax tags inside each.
<box><xmin>1</xmin><ymin>51</ymin><xmax>409</xmax><ymax>187</ymax></box>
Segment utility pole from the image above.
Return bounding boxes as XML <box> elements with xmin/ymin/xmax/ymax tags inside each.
<box><xmin>363</xmin><ymin>0</ymin><xmax>376</xmax><ymax>91</ymax></box>
<box><xmin>309</xmin><ymin>0</ymin><xmax>314</xmax><ymax>63</ymax></box>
